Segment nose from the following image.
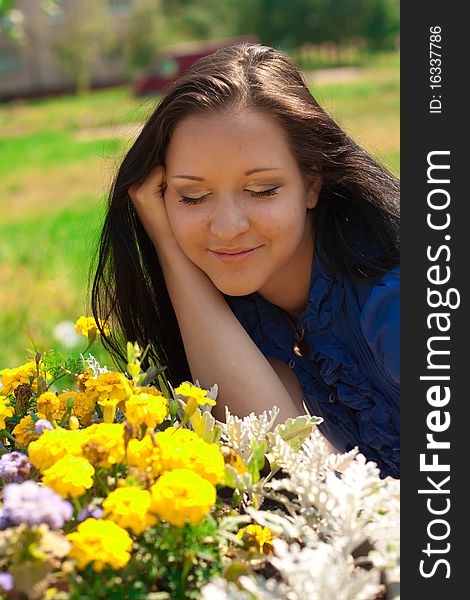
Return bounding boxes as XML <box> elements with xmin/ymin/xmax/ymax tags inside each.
<box><xmin>209</xmin><ymin>196</ymin><xmax>250</xmax><ymax>240</ymax></box>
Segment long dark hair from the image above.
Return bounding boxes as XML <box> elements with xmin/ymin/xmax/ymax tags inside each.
<box><xmin>89</xmin><ymin>43</ymin><xmax>399</xmax><ymax>386</ymax></box>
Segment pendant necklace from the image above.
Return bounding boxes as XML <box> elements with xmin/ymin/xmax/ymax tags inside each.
<box><xmin>284</xmin><ymin>311</ymin><xmax>309</xmax><ymax>358</ymax></box>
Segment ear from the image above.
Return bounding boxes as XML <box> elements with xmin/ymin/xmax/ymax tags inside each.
<box><xmin>305</xmin><ymin>174</ymin><xmax>322</xmax><ymax>209</ymax></box>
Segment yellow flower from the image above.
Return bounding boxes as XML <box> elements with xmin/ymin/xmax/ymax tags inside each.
<box><xmin>126</xmin><ymin>434</ymin><xmax>162</xmax><ymax>478</ymax></box>
<box><xmin>28</xmin><ymin>427</ymin><xmax>87</xmax><ymax>472</ymax></box>
<box><xmin>58</xmin><ymin>391</ymin><xmax>96</xmax><ymax>426</ymax></box>
<box><xmin>37</xmin><ymin>391</ymin><xmax>66</xmax><ymax>422</ymax></box>
<box><xmin>0</xmin><ymin>395</ymin><xmax>14</xmax><ymax>429</ymax></box>
<box><xmin>81</xmin><ymin>423</ymin><xmax>125</xmax><ymax>468</ymax></box>
<box><xmin>134</xmin><ymin>386</ymin><xmax>164</xmax><ymax>397</ymax></box>
<box><xmin>74</xmin><ymin>316</ymin><xmax>110</xmax><ymax>339</ymax></box>
<box><xmin>43</xmin><ymin>455</ymin><xmax>95</xmax><ymax>498</ymax></box>
<box><xmin>0</xmin><ymin>362</ymin><xmax>37</xmax><ymax>396</ymax></box>
<box><xmin>66</xmin><ymin>518</ymin><xmax>133</xmax><ymax>571</ymax></box>
<box><xmin>11</xmin><ymin>415</ymin><xmax>39</xmax><ymax>447</ymax></box>
<box><xmin>122</xmin><ymin>385</ymin><xmax>163</xmax><ymax>413</ymax></box>
<box><xmin>236</xmin><ymin>524</ymin><xmax>276</xmax><ymax>554</ymax></box>
<box><xmin>155</xmin><ymin>427</ymin><xmax>226</xmax><ymax>485</ymax></box>
<box><xmin>126</xmin><ymin>427</ymin><xmax>225</xmax><ymax>484</ymax></box>
<box><xmin>85</xmin><ymin>372</ymin><xmax>133</xmax><ymax>405</ymax></box>
<box><xmin>102</xmin><ymin>487</ymin><xmax>156</xmax><ymax>536</ymax></box>
<box><xmin>174</xmin><ymin>382</ymin><xmax>216</xmax><ymax>407</ymax></box>
<box><xmin>150</xmin><ymin>469</ymin><xmax>216</xmax><ymax>527</ymax></box>
<box><xmin>124</xmin><ymin>393</ymin><xmax>168</xmax><ymax>429</ymax></box>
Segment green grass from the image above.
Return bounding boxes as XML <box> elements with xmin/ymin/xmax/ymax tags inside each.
<box><xmin>0</xmin><ymin>197</ymin><xmax>109</xmax><ymax>367</ymax></box>
<box><xmin>0</xmin><ymin>51</ymin><xmax>399</xmax><ymax>368</ymax></box>
<box><xmin>0</xmin><ymin>132</ymin><xmax>124</xmax><ymax>176</ymax></box>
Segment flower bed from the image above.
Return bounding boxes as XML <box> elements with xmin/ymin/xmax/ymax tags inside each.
<box><xmin>0</xmin><ymin>318</ymin><xmax>399</xmax><ymax>599</ymax></box>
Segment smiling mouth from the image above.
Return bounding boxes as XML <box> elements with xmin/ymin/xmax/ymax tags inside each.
<box><xmin>209</xmin><ymin>246</ymin><xmax>263</xmax><ymax>262</ymax></box>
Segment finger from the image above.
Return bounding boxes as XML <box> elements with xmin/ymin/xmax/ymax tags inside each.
<box><xmin>129</xmin><ymin>165</ymin><xmax>166</xmax><ymax>202</ymax></box>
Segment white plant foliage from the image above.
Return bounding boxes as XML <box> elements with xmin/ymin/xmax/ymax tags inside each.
<box><xmin>245</xmin><ymin>506</ymin><xmax>303</xmax><ymax>540</ymax></box>
<box><xmin>221</xmin><ymin>406</ymin><xmax>280</xmax><ymax>463</ymax></box>
<box><xmin>81</xmin><ymin>353</ymin><xmax>108</xmax><ymax>377</ymax></box>
<box><xmin>209</xmin><ymin>407</ymin><xmax>399</xmax><ymax>598</ymax></box>
<box><xmin>201</xmin><ymin>579</ymin><xmax>253</xmax><ymax>600</ymax></box>
<box><xmin>240</xmin><ymin>538</ymin><xmax>383</xmax><ymax>600</ymax></box>
<box><xmin>267</xmin><ymin>428</ymin><xmax>332</xmax><ymax>493</ymax></box>
<box><xmin>266</xmin><ymin>430</ymin><xmax>400</xmax><ymax>555</ymax></box>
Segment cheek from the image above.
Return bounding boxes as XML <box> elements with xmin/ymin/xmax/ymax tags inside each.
<box><xmin>262</xmin><ymin>203</ymin><xmax>304</xmax><ymax>236</ymax></box>
<box><xmin>165</xmin><ymin>200</ymin><xmax>206</xmax><ymax>252</ymax></box>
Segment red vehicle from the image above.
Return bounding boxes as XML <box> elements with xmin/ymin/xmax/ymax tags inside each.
<box><xmin>132</xmin><ymin>35</ymin><xmax>259</xmax><ymax>96</ymax></box>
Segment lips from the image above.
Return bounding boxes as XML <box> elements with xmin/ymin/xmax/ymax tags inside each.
<box><xmin>209</xmin><ymin>245</ymin><xmax>263</xmax><ymax>263</ymax></box>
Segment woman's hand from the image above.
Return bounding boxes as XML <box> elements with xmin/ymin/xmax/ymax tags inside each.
<box><xmin>128</xmin><ymin>165</ymin><xmax>174</xmax><ymax>249</ymax></box>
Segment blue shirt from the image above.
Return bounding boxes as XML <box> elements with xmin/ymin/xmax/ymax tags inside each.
<box><xmin>223</xmin><ymin>252</ymin><xmax>400</xmax><ymax>479</ymax></box>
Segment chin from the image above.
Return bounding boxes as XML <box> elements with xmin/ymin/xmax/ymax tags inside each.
<box><xmin>211</xmin><ymin>277</ymin><xmax>260</xmax><ymax>297</ymax></box>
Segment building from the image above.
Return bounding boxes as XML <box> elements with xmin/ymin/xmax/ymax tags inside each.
<box><xmin>0</xmin><ymin>0</ymin><xmax>135</xmax><ymax>101</ymax></box>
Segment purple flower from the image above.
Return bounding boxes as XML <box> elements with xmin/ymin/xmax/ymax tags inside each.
<box><xmin>0</xmin><ymin>572</ymin><xmax>13</xmax><ymax>592</ymax></box>
<box><xmin>34</xmin><ymin>419</ymin><xmax>54</xmax><ymax>435</ymax></box>
<box><xmin>77</xmin><ymin>505</ymin><xmax>103</xmax><ymax>523</ymax></box>
<box><xmin>0</xmin><ymin>451</ymin><xmax>32</xmax><ymax>483</ymax></box>
<box><xmin>0</xmin><ymin>481</ymin><xmax>73</xmax><ymax>529</ymax></box>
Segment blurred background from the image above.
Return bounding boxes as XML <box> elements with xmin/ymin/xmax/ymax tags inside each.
<box><xmin>0</xmin><ymin>0</ymin><xmax>399</xmax><ymax>368</ymax></box>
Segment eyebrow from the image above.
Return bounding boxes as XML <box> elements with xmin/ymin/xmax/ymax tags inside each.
<box><xmin>172</xmin><ymin>167</ymin><xmax>281</xmax><ymax>181</ymax></box>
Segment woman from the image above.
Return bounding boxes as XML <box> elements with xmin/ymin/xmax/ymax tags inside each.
<box><xmin>91</xmin><ymin>44</ymin><xmax>399</xmax><ymax>478</ymax></box>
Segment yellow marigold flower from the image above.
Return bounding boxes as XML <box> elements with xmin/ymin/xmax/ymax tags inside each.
<box><xmin>124</xmin><ymin>393</ymin><xmax>168</xmax><ymax>429</ymax></box>
<box><xmin>150</xmin><ymin>469</ymin><xmax>216</xmax><ymax>527</ymax></box>
<box><xmin>76</xmin><ymin>370</ymin><xmax>93</xmax><ymax>393</ymax></box>
<box><xmin>12</xmin><ymin>414</ymin><xmax>40</xmax><ymax>447</ymax></box>
<box><xmin>157</xmin><ymin>426</ymin><xmax>198</xmax><ymax>444</ymax></box>
<box><xmin>85</xmin><ymin>372</ymin><xmax>133</xmax><ymax>405</ymax></box>
<box><xmin>134</xmin><ymin>386</ymin><xmax>163</xmax><ymax>397</ymax></box>
<box><xmin>82</xmin><ymin>423</ymin><xmax>125</xmax><ymax>468</ymax></box>
<box><xmin>43</xmin><ymin>455</ymin><xmax>95</xmax><ymax>498</ymax></box>
<box><xmin>117</xmin><ymin>384</ymin><xmax>162</xmax><ymax>413</ymax></box>
<box><xmin>126</xmin><ymin>434</ymin><xmax>162</xmax><ymax>478</ymax></box>
<box><xmin>58</xmin><ymin>391</ymin><xmax>96</xmax><ymax>426</ymax></box>
<box><xmin>74</xmin><ymin>316</ymin><xmax>110</xmax><ymax>339</ymax></box>
<box><xmin>174</xmin><ymin>382</ymin><xmax>216</xmax><ymax>407</ymax></box>
<box><xmin>37</xmin><ymin>391</ymin><xmax>66</xmax><ymax>422</ymax></box>
<box><xmin>155</xmin><ymin>428</ymin><xmax>226</xmax><ymax>485</ymax></box>
<box><xmin>0</xmin><ymin>362</ymin><xmax>37</xmax><ymax>396</ymax></box>
<box><xmin>0</xmin><ymin>395</ymin><xmax>14</xmax><ymax>429</ymax></box>
<box><xmin>66</xmin><ymin>518</ymin><xmax>133</xmax><ymax>571</ymax></box>
<box><xmin>102</xmin><ymin>487</ymin><xmax>156</xmax><ymax>536</ymax></box>
<box><xmin>236</xmin><ymin>524</ymin><xmax>276</xmax><ymax>554</ymax></box>
<box><xmin>28</xmin><ymin>427</ymin><xmax>87</xmax><ymax>472</ymax></box>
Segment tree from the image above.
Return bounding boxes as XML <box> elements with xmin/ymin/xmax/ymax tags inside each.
<box><xmin>53</xmin><ymin>0</ymin><xmax>114</xmax><ymax>94</ymax></box>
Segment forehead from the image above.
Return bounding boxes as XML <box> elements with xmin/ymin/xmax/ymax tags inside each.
<box><xmin>166</xmin><ymin>109</ymin><xmax>296</xmax><ymax>173</ymax></box>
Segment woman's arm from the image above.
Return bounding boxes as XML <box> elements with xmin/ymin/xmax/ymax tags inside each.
<box><xmin>129</xmin><ymin>167</ymin><xmax>303</xmax><ymax>424</ymax></box>
<box><xmin>266</xmin><ymin>357</ymin><xmax>338</xmax><ymax>454</ymax></box>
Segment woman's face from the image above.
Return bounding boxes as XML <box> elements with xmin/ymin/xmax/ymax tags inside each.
<box><xmin>164</xmin><ymin>108</ymin><xmax>321</xmax><ymax>299</ymax></box>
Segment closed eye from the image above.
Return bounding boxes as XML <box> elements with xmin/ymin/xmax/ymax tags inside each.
<box><xmin>247</xmin><ymin>186</ymin><xmax>280</xmax><ymax>198</ymax></box>
<box><xmin>178</xmin><ymin>193</ymin><xmax>211</xmax><ymax>206</ymax></box>
<box><xmin>178</xmin><ymin>186</ymin><xmax>280</xmax><ymax>206</ymax></box>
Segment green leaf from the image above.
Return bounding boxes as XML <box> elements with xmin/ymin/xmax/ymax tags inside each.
<box><xmin>269</xmin><ymin>414</ymin><xmax>323</xmax><ymax>452</ymax></box>
<box><xmin>222</xmin><ymin>464</ymin><xmax>252</xmax><ymax>492</ymax></box>
<box><xmin>248</xmin><ymin>439</ymin><xmax>267</xmax><ymax>484</ymax></box>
